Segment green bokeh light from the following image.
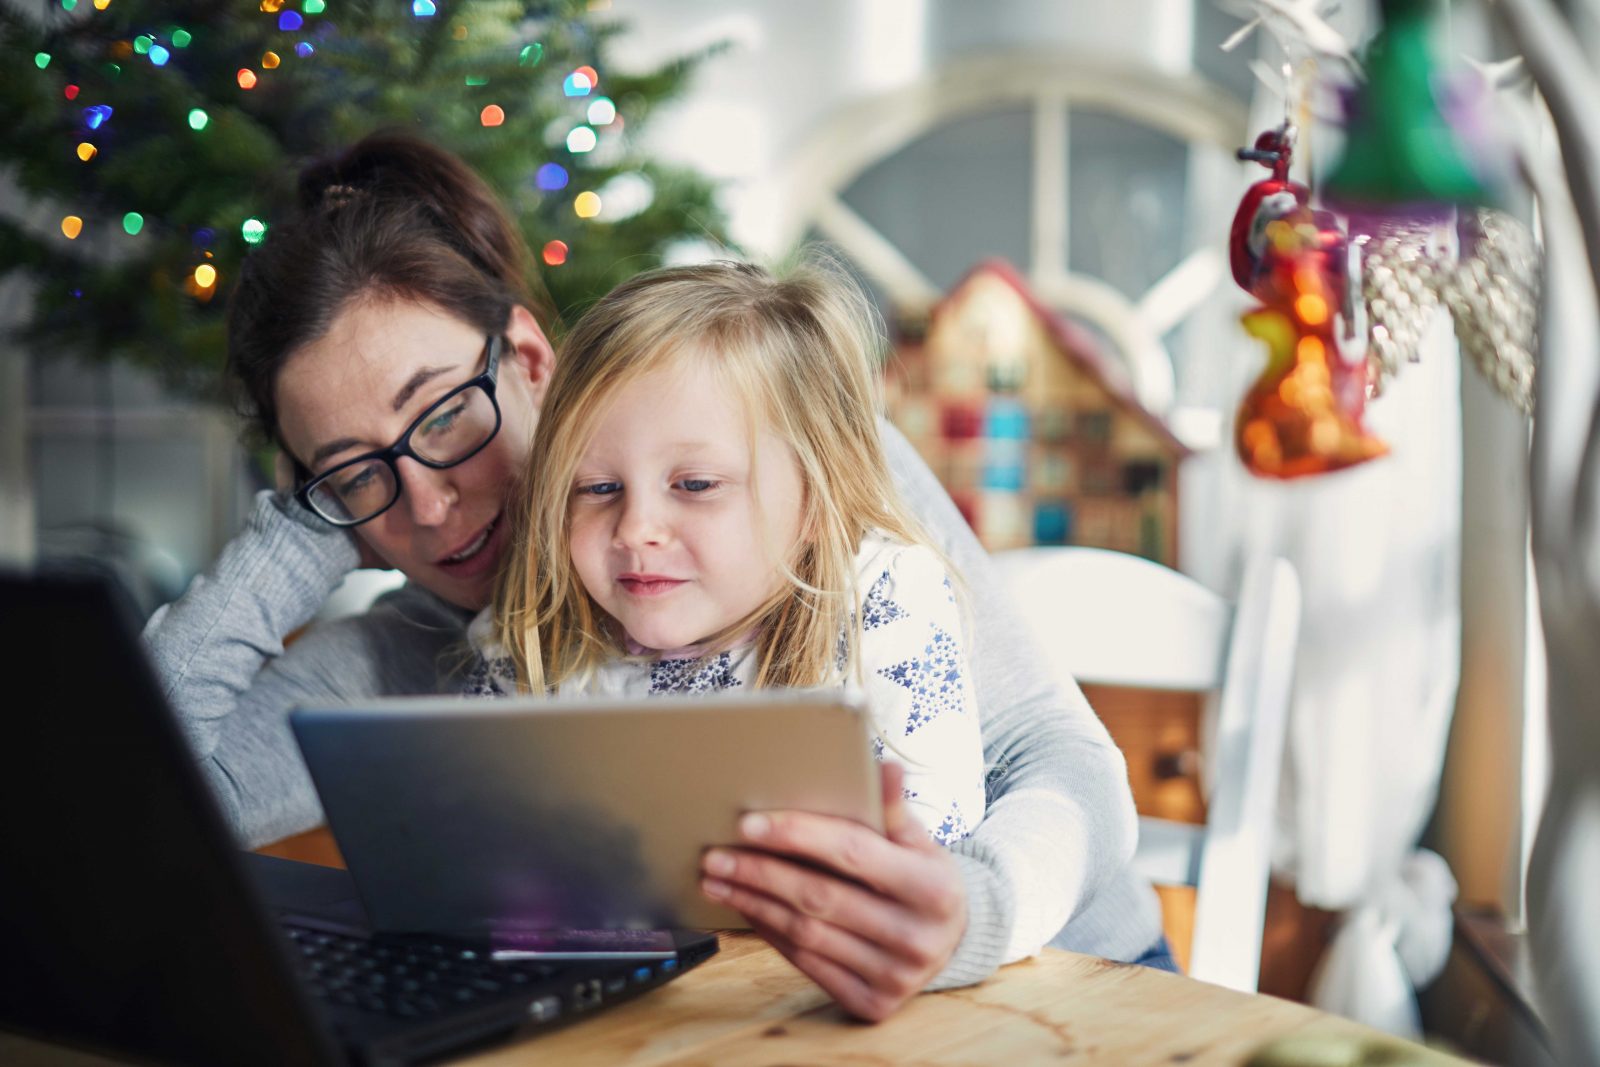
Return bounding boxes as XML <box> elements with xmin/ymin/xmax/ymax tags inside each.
<box><xmin>187</xmin><ymin>108</ymin><xmax>209</xmax><ymax>131</ymax></box>
<box><xmin>241</xmin><ymin>217</ymin><xmax>268</xmax><ymax>245</ymax></box>
<box><xmin>122</xmin><ymin>213</ymin><xmax>144</xmax><ymax>236</ymax></box>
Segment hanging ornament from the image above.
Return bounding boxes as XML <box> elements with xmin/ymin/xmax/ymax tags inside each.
<box><xmin>1229</xmin><ymin>124</ymin><xmax>1309</xmax><ymax>293</ymax></box>
<box><xmin>1235</xmin><ymin>227</ymin><xmax>1389</xmax><ymax>478</ymax></box>
<box><xmin>1319</xmin><ymin>0</ymin><xmax>1539</xmax><ymax>409</ymax></box>
<box><xmin>1438</xmin><ymin>208</ymin><xmax>1540</xmax><ymax>413</ymax></box>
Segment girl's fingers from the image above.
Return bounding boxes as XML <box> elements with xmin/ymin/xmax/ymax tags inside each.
<box><xmin>745</xmin><ymin>919</ymin><xmax>898</xmax><ymax>1022</ymax></box>
<box><xmin>702</xmin><ymin>846</ymin><xmax>956</xmax><ymax>970</ymax></box>
<box><xmin>731</xmin><ymin>809</ymin><xmax>952</xmax><ymax>915</ymax></box>
<box><xmin>703</xmin><ymin>877</ymin><xmax>907</xmax><ymax>990</ymax></box>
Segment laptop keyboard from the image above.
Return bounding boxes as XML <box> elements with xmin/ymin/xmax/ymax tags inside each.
<box><xmin>282</xmin><ymin>921</ymin><xmax>585</xmax><ymax>1021</ymax></box>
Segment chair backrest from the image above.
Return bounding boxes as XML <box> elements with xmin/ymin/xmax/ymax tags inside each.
<box><xmin>991</xmin><ymin>547</ymin><xmax>1300</xmax><ymax>992</ymax></box>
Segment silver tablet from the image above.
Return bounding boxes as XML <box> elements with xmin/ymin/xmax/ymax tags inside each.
<box><xmin>290</xmin><ymin>692</ymin><xmax>883</xmax><ymax>934</ymax></box>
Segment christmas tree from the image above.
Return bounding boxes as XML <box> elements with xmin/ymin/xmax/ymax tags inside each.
<box><xmin>0</xmin><ymin>0</ymin><xmax>729</xmax><ymax>394</ymax></box>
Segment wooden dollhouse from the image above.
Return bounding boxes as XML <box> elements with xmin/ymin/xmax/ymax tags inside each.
<box><xmin>886</xmin><ymin>260</ymin><xmax>1189</xmax><ymax>563</ymax></box>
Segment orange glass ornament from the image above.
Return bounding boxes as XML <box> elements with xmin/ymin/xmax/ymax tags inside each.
<box><xmin>1235</xmin><ymin>229</ymin><xmax>1388</xmax><ymax>478</ymax></box>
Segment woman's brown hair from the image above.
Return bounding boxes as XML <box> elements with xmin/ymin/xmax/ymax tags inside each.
<box><xmin>226</xmin><ymin>131</ymin><xmax>554</xmax><ymax>449</ymax></box>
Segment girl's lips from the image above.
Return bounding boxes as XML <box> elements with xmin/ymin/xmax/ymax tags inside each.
<box><xmin>435</xmin><ymin>513</ymin><xmax>505</xmax><ymax>579</ymax></box>
<box><xmin>617</xmin><ymin>576</ymin><xmax>687</xmax><ymax>597</ymax></box>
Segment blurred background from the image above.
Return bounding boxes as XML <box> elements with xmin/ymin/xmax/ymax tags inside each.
<box><xmin>0</xmin><ymin>0</ymin><xmax>1572</xmax><ymax>1061</ymax></box>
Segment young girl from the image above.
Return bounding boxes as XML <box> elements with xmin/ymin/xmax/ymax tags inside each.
<box><xmin>464</xmin><ymin>258</ymin><xmax>985</xmax><ymax>846</ymax></box>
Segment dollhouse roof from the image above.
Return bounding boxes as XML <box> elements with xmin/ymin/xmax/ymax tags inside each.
<box><xmin>929</xmin><ymin>258</ymin><xmax>1191</xmax><ymax>458</ymax></box>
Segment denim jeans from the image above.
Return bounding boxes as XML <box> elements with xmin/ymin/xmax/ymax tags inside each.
<box><xmin>1131</xmin><ymin>936</ymin><xmax>1181</xmax><ymax>974</ymax></box>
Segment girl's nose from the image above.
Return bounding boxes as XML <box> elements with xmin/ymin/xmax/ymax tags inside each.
<box><xmin>395</xmin><ymin>457</ymin><xmax>458</xmax><ymax>527</ymax></box>
<box><xmin>614</xmin><ymin>493</ymin><xmax>668</xmax><ymax>548</ymax></box>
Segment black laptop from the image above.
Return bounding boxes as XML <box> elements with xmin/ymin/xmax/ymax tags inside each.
<box><xmin>0</xmin><ymin>570</ymin><xmax>717</xmax><ymax>1066</ymax></box>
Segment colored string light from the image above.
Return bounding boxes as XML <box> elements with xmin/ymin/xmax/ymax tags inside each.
<box><xmin>237</xmin><ymin>68</ymin><xmax>257</xmax><ymax>89</ymax></box>
<box><xmin>111</xmin><ymin>40</ymin><xmax>133</xmax><ymax>59</ymax></box>
<box><xmin>133</xmin><ymin>36</ymin><xmax>152</xmax><ymax>55</ymax></box>
<box><xmin>542</xmin><ymin>240</ymin><xmax>568</xmax><ymax>266</ymax></box>
<box><xmin>241</xmin><ymin>218</ymin><xmax>267</xmax><ymax>244</ymax></box>
<box><xmin>575</xmin><ymin>65</ymin><xmax>598</xmax><ymax>87</ymax></box>
<box><xmin>93</xmin><ymin>0</ymin><xmax>110</xmax><ymax>9</ymax></box>
<box><xmin>519</xmin><ymin>43</ymin><xmax>542</xmax><ymax>66</ymax></box>
<box><xmin>573</xmin><ymin>191</ymin><xmax>601</xmax><ymax>219</ymax></box>
<box><xmin>562</xmin><ymin>72</ymin><xmax>592</xmax><ymax>97</ymax></box>
<box><xmin>303</xmin><ymin>0</ymin><xmax>326</xmax><ymax>13</ymax></box>
<box><xmin>279</xmin><ymin>10</ymin><xmax>303</xmax><ymax>30</ymax></box>
<box><xmin>171</xmin><ymin>28</ymin><xmax>192</xmax><ymax>48</ymax></box>
<box><xmin>295</xmin><ymin>42</ymin><xmax>314</xmax><ymax>57</ymax></box>
<box><xmin>587</xmin><ymin>96</ymin><xmax>615</xmax><ymax>125</ymax></box>
<box><xmin>260</xmin><ymin>0</ymin><xmax>283</xmax><ymax>11</ymax></box>
<box><xmin>566</xmin><ymin>126</ymin><xmax>596</xmax><ymax>153</ymax></box>
<box><xmin>149</xmin><ymin>44</ymin><xmax>171</xmax><ymax>66</ymax></box>
<box><xmin>452</xmin><ymin>23</ymin><xmax>468</xmax><ymax>40</ymax></box>
<box><xmin>465</xmin><ymin>75</ymin><xmax>487</xmax><ymax>86</ymax></box>
<box><xmin>76</xmin><ymin>143</ymin><xmax>97</xmax><ymax>162</ymax></box>
<box><xmin>82</xmin><ymin>105</ymin><xmax>113</xmax><ymax>131</ymax></box>
<box><xmin>61</xmin><ymin>216</ymin><xmax>84</xmax><ymax>240</ymax></box>
<box><xmin>60</xmin><ymin>0</ymin><xmax>76</xmax><ymax>10</ymax></box>
<box><xmin>35</xmin><ymin>52</ymin><xmax>51</xmax><ymax>69</ymax></box>
<box><xmin>64</xmin><ymin>84</ymin><xmax>79</xmax><ymax>100</ymax></box>
<box><xmin>413</xmin><ymin>0</ymin><xmax>436</xmax><ymax>16</ymax></box>
<box><xmin>104</xmin><ymin>63</ymin><xmax>120</xmax><ymax>78</ymax></box>
<box><xmin>535</xmin><ymin>163</ymin><xmax>568</xmax><ymax>191</ymax></box>
<box><xmin>188</xmin><ymin>108</ymin><xmax>209</xmax><ymax>130</ymax></box>
<box><xmin>480</xmin><ymin>105</ymin><xmax>505</xmax><ymax>127</ymax></box>
<box><xmin>123</xmin><ymin>212</ymin><xmax>144</xmax><ymax>236</ymax></box>
<box><xmin>192</xmin><ymin>227</ymin><xmax>215</xmax><ymax>246</ymax></box>
<box><xmin>194</xmin><ymin>263</ymin><xmax>217</xmax><ymax>288</ymax></box>
<box><xmin>262</xmin><ymin>51</ymin><xmax>281</xmax><ymax>69</ymax></box>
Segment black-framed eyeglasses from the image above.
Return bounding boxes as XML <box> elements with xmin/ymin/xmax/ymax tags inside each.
<box><xmin>295</xmin><ymin>335</ymin><xmax>504</xmax><ymax>527</ymax></box>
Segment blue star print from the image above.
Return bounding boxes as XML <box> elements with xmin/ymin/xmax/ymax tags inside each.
<box><xmin>649</xmin><ymin>652</ymin><xmax>742</xmax><ymax>695</ymax></box>
<box><xmin>877</xmin><ymin>623</ymin><xmax>966</xmax><ymax>734</ymax></box>
<box><xmin>861</xmin><ymin>570</ymin><xmax>909</xmax><ymax>631</ymax></box>
<box><xmin>932</xmin><ymin>800</ymin><xmax>971</xmax><ymax>846</ymax></box>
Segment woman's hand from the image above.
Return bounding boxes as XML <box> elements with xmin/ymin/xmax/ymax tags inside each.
<box><xmin>699</xmin><ymin>761</ymin><xmax>967</xmax><ymax>1021</ymax></box>
<box><xmin>274</xmin><ymin>451</ymin><xmax>388</xmax><ymax>569</ymax></box>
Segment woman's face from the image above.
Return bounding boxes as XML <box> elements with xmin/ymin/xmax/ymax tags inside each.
<box><xmin>274</xmin><ymin>296</ymin><xmax>554</xmax><ymax>610</ymax></box>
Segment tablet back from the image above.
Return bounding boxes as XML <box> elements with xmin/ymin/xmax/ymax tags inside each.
<box><xmin>291</xmin><ymin>693</ymin><xmax>882</xmax><ymax>932</ymax></box>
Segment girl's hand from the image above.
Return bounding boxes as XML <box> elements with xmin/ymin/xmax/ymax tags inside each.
<box><xmin>699</xmin><ymin>761</ymin><xmax>967</xmax><ymax>1021</ymax></box>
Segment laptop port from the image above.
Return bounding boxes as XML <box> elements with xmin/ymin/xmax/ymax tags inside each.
<box><xmin>572</xmin><ymin>978</ymin><xmax>603</xmax><ymax>1010</ymax></box>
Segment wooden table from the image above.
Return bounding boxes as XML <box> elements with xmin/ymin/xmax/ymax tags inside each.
<box><xmin>249</xmin><ymin>828</ymin><xmax>1477</xmax><ymax>1066</ymax></box>
<box><xmin>448</xmin><ymin>931</ymin><xmax>1470</xmax><ymax>1066</ymax></box>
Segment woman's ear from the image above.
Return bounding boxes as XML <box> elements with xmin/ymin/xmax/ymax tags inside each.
<box><xmin>503</xmin><ymin>304</ymin><xmax>556</xmax><ymax>408</ymax></box>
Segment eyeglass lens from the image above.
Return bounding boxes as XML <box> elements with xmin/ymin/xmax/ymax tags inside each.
<box><xmin>307</xmin><ymin>383</ymin><xmax>499</xmax><ymax>523</ymax></box>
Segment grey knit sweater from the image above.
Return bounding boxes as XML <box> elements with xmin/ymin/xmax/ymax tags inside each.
<box><xmin>143</xmin><ymin>422</ymin><xmax>1163</xmax><ymax>987</ymax></box>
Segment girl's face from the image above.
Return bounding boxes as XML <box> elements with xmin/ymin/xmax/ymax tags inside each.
<box><xmin>566</xmin><ymin>356</ymin><xmax>806</xmax><ymax>653</ymax></box>
<box><xmin>274</xmin><ymin>296</ymin><xmax>554</xmax><ymax>610</ymax></box>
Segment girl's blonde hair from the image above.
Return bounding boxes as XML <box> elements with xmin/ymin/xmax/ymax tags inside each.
<box><xmin>493</xmin><ymin>256</ymin><xmax>945</xmax><ymax>693</ymax></box>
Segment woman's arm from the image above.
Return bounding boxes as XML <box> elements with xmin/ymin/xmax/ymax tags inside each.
<box><xmin>141</xmin><ymin>490</ymin><xmax>457</xmax><ymax>846</ymax></box>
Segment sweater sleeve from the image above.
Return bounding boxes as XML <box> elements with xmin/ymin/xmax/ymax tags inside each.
<box><xmin>879</xmin><ymin>421</ymin><xmax>1140</xmax><ymax>990</ymax></box>
<box><xmin>141</xmin><ymin>490</ymin><xmax>424</xmax><ymax>846</ymax></box>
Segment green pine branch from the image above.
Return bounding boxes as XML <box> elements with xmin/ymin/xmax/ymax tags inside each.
<box><xmin>0</xmin><ymin>0</ymin><xmax>732</xmax><ymax>391</ymax></box>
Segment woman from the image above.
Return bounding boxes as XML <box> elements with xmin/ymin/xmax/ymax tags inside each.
<box><xmin>143</xmin><ymin>132</ymin><xmax>1166</xmax><ymax>1019</ymax></box>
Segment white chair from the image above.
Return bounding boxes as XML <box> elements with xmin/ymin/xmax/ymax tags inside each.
<box><xmin>991</xmin><ymin>547</ymin><xmax>1300</xmax><ymax>993</ymax></box>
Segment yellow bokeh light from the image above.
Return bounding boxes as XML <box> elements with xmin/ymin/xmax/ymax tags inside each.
<box><xmin>574</xmin><ymin>191</ymin><xmax>602</xmax><ymax>218</ymax></box>
<box><xmin>61</xmin><ymin>215</ymin><xmax>84</xmax><ymax>240</ymax></box>
<box><xmin>262</xmin><ymin>51</ymin><xmax>281</xmax><ymax>69</ymax></box>
<box><xmin>194</xmin><ymin>263</ymin><xmax>218</xmax><ymax>288</ymax></box>
<box><xmin>76</xmin><ymin>142</ymin><xmax>97</xmax><ymax>162</ymax></box>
